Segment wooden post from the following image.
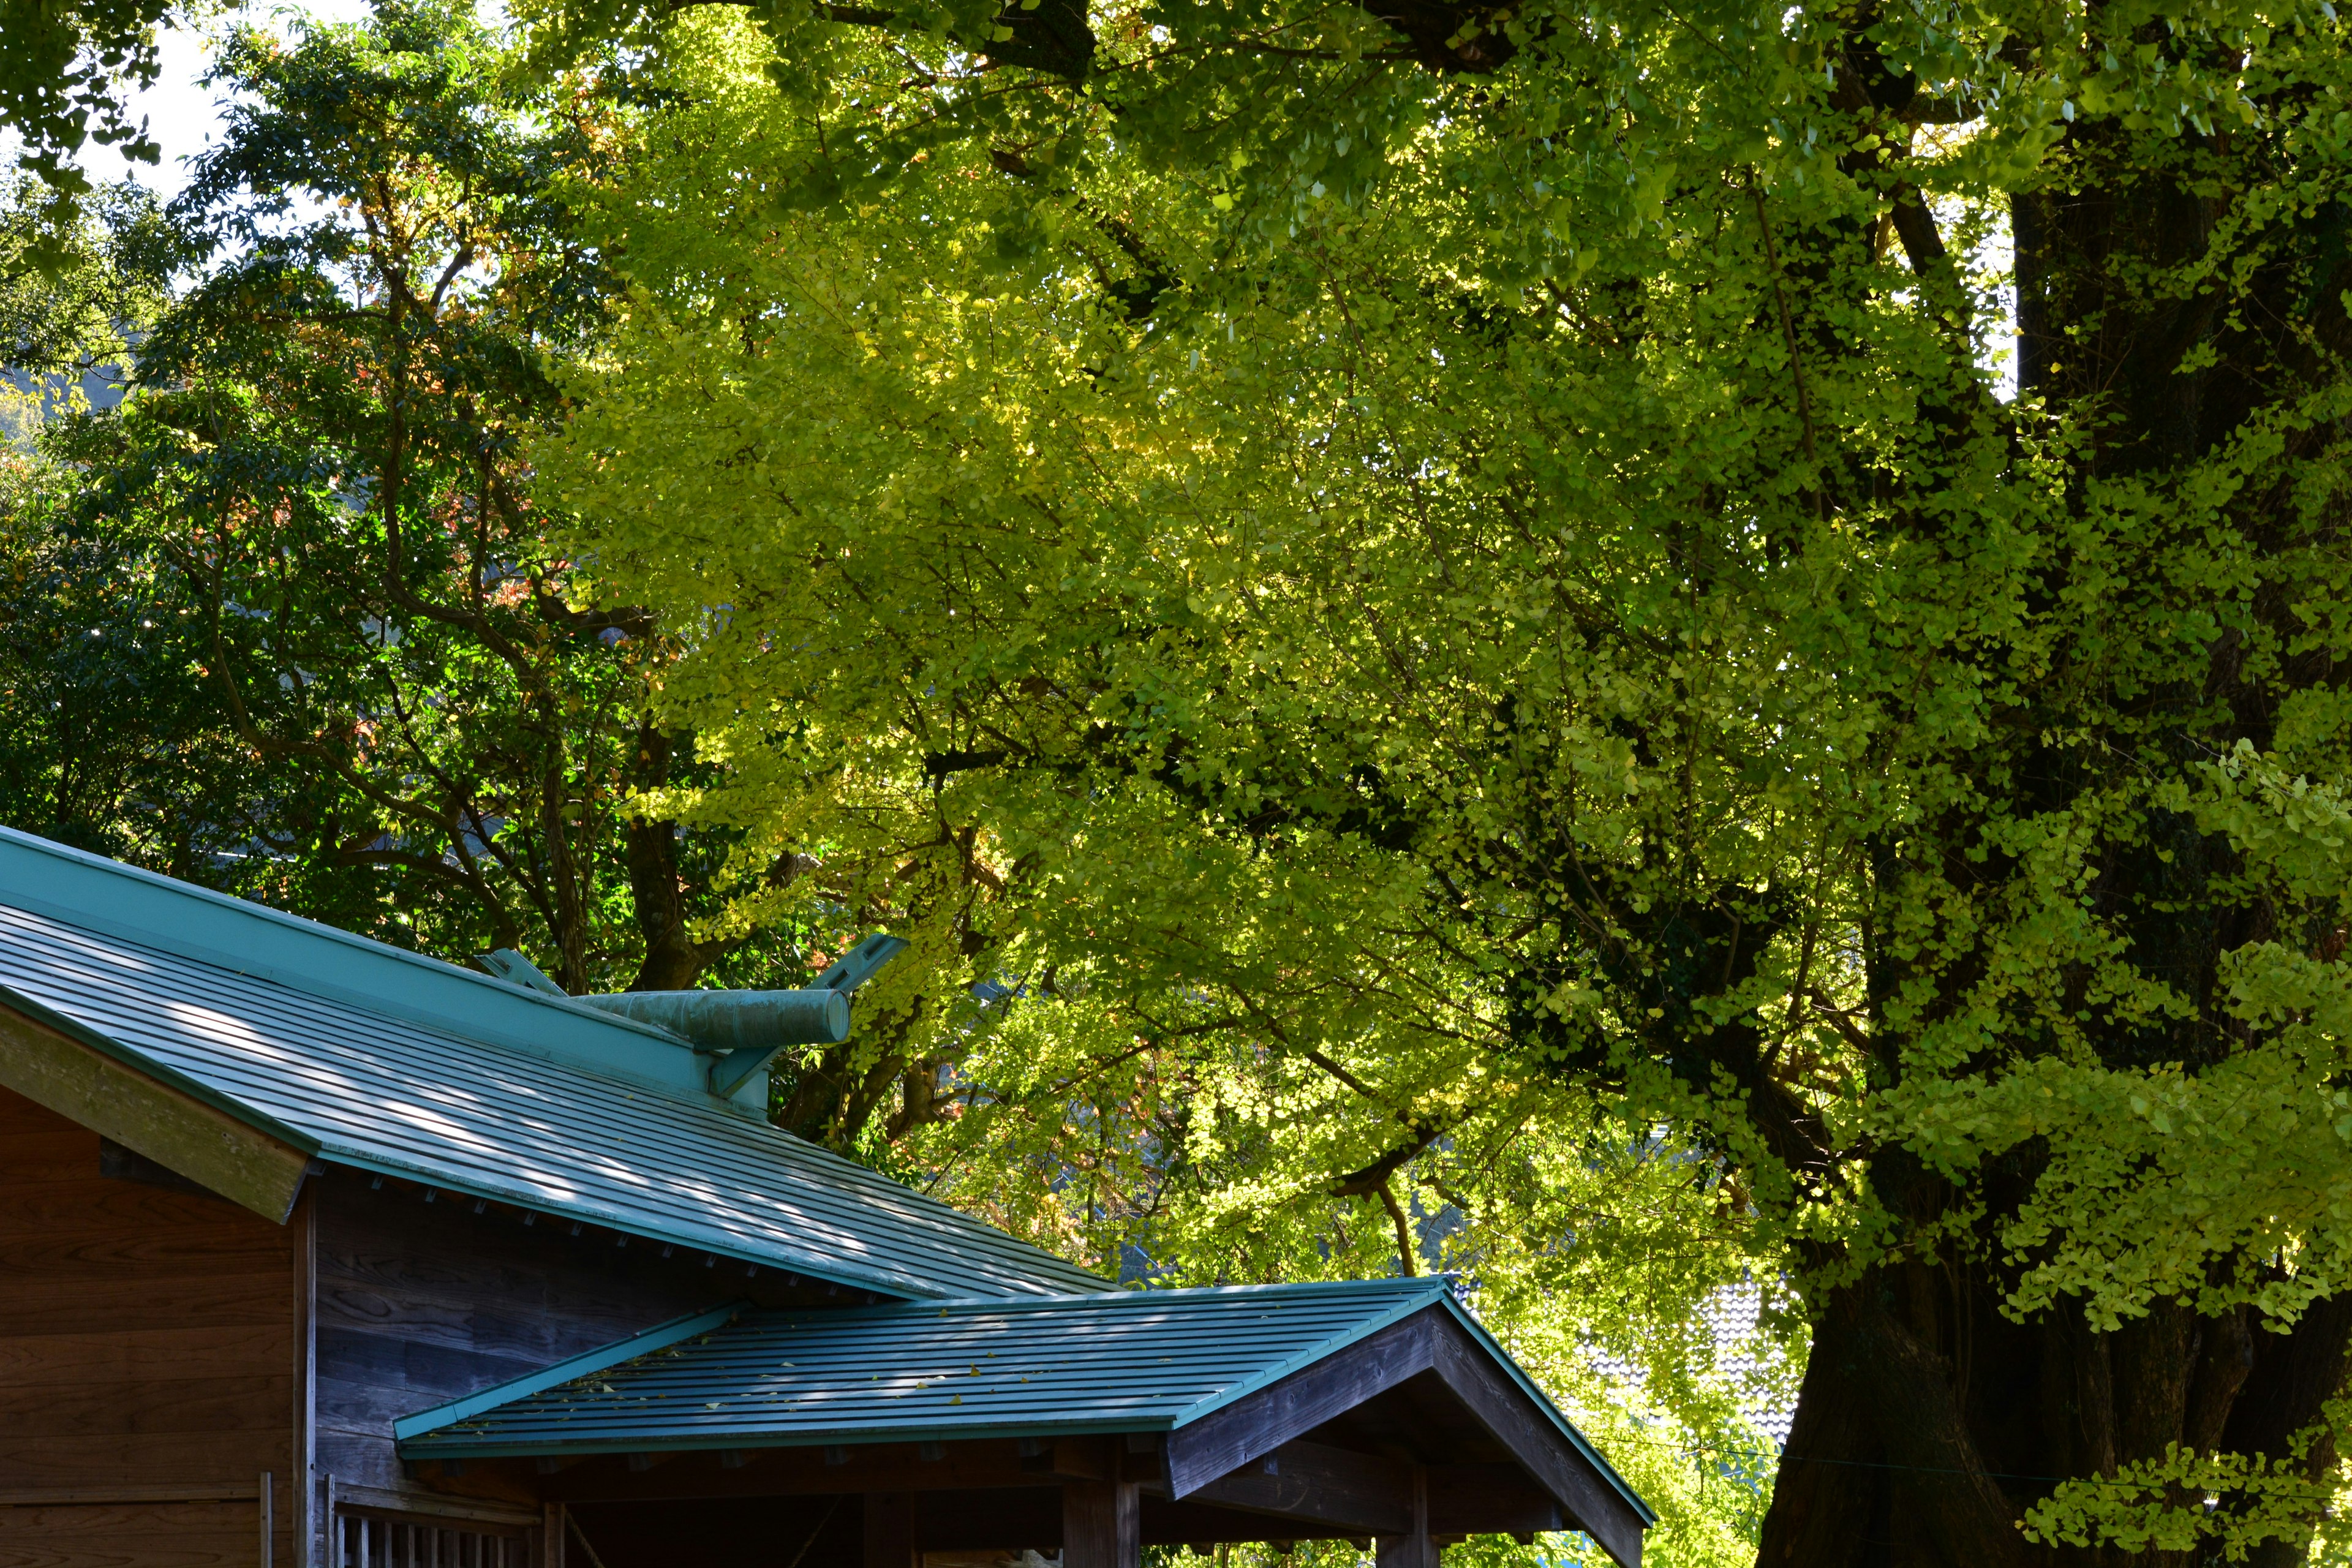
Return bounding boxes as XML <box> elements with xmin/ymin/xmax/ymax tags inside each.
<box><xmin>863</xmin><ymin>1492</ymin><xmax>918</xmax><ymax>1568</ymax></box>
<box><xmin>1376</xmin><ymin>1466</ymin><xmax>1432</xmax><ymax>1568</ymax></box>
<box><xmin>1061</xmin><ymin>1479</ymin><xmax>1140</xmax><ymax>1568</ymax></box>
<box><xmin>259</xmin><ymin>1472</ymin><xmax>274</xmax><ymax>1568</ymax></box>
<box><xmin>541</xmin><ymin>1504</ymin><xmax>565</xmax><ymax>1568</ymax></box>
<box><xmin>293</xmin><ymin>1186</ymin><xmax>317</xmax><ymax>1568</ymax></box>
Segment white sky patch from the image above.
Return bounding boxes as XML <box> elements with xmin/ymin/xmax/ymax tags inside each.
<box><xmin>2</xmin><ymin>0</ymin><xmax>415</xmax><ymax>202</ymax></box>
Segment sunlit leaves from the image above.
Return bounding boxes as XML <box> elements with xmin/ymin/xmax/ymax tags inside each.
<box><xmin>545</xmin><ymin>0</ymin><xmax>2352</xmax><ymax>1554</ymax></box>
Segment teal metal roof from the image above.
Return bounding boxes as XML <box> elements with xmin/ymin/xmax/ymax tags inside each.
<box><xmin>397</xmin><ymin>1280</ymin><xmax>1454</xmax><ymax>1452</ymax></box>
<box><xmin>391</xmin><ymin>1277</ymin><xmax>1651</xmax><ymax>1528</ymax></box>
<box><xmin>0</xmin><ymin>827</ymin><xmax>1104</xmax><ymax>1300</ymax></box>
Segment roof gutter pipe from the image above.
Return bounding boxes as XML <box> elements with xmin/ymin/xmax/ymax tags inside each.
<box><xmin>574</xmin><ymin>989</ymin><xmax>848</xmax><ymax>1099</ymax></box>
<box><xmin>484</xmin><ymin>933</ymin><xmax>908</xmax><ymax>1099</ymax></box>
<box><xmin>574</xmin><ymin>989</ymin><xmax>851</xmax><ymax>1049</ymax></box>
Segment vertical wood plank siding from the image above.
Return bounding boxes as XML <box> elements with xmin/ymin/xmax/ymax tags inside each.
<box><xmin>0</xmin><ymin>1085</ymin><xmax>298</xmax><ymax>1565</ymax></box>
<box><xmin>312</xmin><ymin>1173</ymin><xmax>728</xmax><ymax>1497</ymax></box>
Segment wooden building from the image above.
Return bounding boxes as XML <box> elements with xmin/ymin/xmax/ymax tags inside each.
<box><xmin>0</xmin><ymin>826</ymin><xmax>1653</xmax><ymax>1568</ymax></box>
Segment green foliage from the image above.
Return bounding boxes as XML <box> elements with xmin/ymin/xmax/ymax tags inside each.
<box><xmin>0</xmin><ymin>4</ymin><xmax>809</xmax><ymax>992</ymax></box>
<box><xmin>0</xmin><ymin>175</ymin><xmax>175</xmax><ymax>378</ymax></box>
<box><xmin>2021</xmin><ymin>1406</ymin><xmax>2352</xmax><ymax>1561</ymax></box>
<box><xmin>535</xmin><ymin>0</ymin><xmax>2352</xmax><ymax>1553</ymax></box>
<box><xmin>0</xmin><ymin>0</ymin><xmax>166</xmax><ymax>199</ymax></box>
<box><xmin>0</xmin><ymin>436</ymin><xmax>276</xmax><ymax>875</ymax></box>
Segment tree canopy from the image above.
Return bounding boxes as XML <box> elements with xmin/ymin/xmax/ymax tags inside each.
<box><xmin>7</xmin><ymin>0</ymin><xmax>2352</xmax><ymax>1557</ymax></box>
<box><xmin>526</xmin><ymin>0</ymin><xmax>2352</xmax><ymax>1561</ymax></box>
<box><xmin>0</xmin><ymin>6</ymin><xmax>821</xmax><ymax>992</ymax></box>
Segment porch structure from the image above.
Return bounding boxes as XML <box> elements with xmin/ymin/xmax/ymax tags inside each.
<box><xmin>396</xmin><ymin>1281</ymin><xmax>1654</xmax><ymax>1568</ymax></box>
<box><xmin>0</xmin><ymin>825</ymin><xmax>1651</xmax><ymax>1567</ymax></box>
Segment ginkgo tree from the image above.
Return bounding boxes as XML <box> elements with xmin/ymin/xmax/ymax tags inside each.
<box><xmin>531</xmin><ymin>0</ymin><xmax>2352</xmax><ymax>1557</ymax></box>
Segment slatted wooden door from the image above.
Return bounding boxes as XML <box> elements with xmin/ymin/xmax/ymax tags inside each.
<box><xmin>331</xmin><ymin>1507</ymin><xmax>530</xmax><ymax>1568</ymax></box>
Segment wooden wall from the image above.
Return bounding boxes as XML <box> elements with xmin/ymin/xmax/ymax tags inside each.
<box><xmin>312</xmin><ymin>1168</ymin><xmax>783</xmax><ymax>1507</ymax></box>
<box><xmin>0</xmin><ymin>1085</ymin><xmax>848</xmax><ymax>1564</ymax></box>
<box><xmin>0</xmin><ymin>1084</ymin><xmax>299</xmax><ymax>1566</ymax></box>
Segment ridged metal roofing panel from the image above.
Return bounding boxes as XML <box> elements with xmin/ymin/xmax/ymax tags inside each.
<box><xmin>399</xmin><ymin>1280</ymin><xmax>1453</xmax><ymax>1452</ymax></box>
<box><xmin>0</xmin><ymin>827</ymin><xmax>721</xmax><ymax>1099</ymax></box>
<box><xmin>0</xmin><ymin>835</ymin><xmax>1103</xmax><ymax>1301</ymax></box>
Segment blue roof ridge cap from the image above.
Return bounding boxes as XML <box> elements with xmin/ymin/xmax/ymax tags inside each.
<box><xmin>739</xmin><ymin>1276</ymin><xmax>1438</xmax><ymax>1321</ymax></box>
<box><xmin>0</xmin><ymin>826</ymin><xmax>646</xmax><ymax>1020</ymax></box>
<box><xmin>0</xmin><ymin>828</ymin><xmax>734</xmax><ymax>1104</ymax></box>
<box><xmin>396</xmin><ymin>1302</ymin><xmax>750</xmax><ymax>1442</ymax></box>
<box><xmin>848</xmin><ymin>1277</ymin><xmax>1449</xmax><ymax>1312</ymax></box>
<box><xmin>0</xmin><ymin>884</ymin><xmax>759</xmax><ymax>1113</ymax></box>
<box><xmin>1433</xmin><ymin>1292</ymin><xmax>1658</xmax><ymax>1526</ymax></box>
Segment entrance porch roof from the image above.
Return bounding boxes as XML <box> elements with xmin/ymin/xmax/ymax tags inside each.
<box><xmin>394</xmin><ymin>1278</ymin><xmax>1655</xmax><ymax>1566</ymax></box>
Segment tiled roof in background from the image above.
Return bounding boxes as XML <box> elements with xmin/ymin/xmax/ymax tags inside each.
<box><xmin>1584</xmin><ymin>1283</ymin><xmax>1796</xmax><ymax>1447</ymax></box>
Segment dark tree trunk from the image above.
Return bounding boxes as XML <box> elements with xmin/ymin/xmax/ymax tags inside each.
<box><xmin>1758</xmin><ymin>1265</ymin><xmax>2352</xmax><ymax>1567</ymax></box>
<box><xmin>1745</xmin><ymin>19</ymin><xmax>2352</xmax><ymax>1558</ymax></box>
<box><xmin>623</xmin><ymin>721</ymin><xmax>728</xmax><ymax>992</ymax></box>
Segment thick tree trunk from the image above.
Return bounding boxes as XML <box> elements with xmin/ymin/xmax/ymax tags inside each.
<box><xmin>1743</xmin><ymin>45</ymin><xmax>2352</xmax><ymax>1564</ymax></box>
<box><xmin>1756</xmin><ymin>1265</ymin><xmax>2352</xmax><ymax>1567</ymax></box>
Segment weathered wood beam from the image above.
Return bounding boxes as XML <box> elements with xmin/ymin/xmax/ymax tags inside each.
<box><xmin>1374</xmin><ymin>1465</ymin><xmax>1431</xmax><ymax>1568</ymax></box>
<box><xmin>0</xmin><ymin>997</ymin><xmax>313</xmax><ymax>1223</ymax></box>
<box><xmin>1429</xmin><ymin>1316</ymin><xmax>1644</xmax><ymax>1568</ymax></box>
<box><xmin>1140</xmin><ymin>1497</ymin><xmax>1377</xmax><ymax>1546</ymax></box>
<box><xmin>484</xmin><ymin>1470</ymin><xmax>1493</xmax><ymax>1553</ymax></box>
<box><xmin>0</xmin><ymin>1484</ymin><xmax>263</xmax><ymax>1506</ymax></box>
<box><xmin>1062</xmin><ymin>1477</ymin><xmax>1140</xmax><ymax>1568</ymax></box>
<box><xmin>919</xmin><ymin>1487</ymin><xmax>1060</xmax><ymax>1549</ymax></box>
<box><xmin>512</xmin><ymin>1440</ymin><xmax>1585</xmax><ymax>1539</ymax></box>
<box><xmin>1425</xmin><ymin>1463</ymin><xmax>1564</xmax><ymax>1536</ymax></box>
<box><xmin>864</xmin><ymin>1491</ymin><xmax>916</xmax><ymax>1568</ymax></box>
<box><xmin>1164</xmin><ymin>1315</ymin><xmax>1434</xmax><ymax>1496</ymax></box>
<box><xmin>1020</xmin><ymin>1438</ymin><xmax>1107</xmax><ymax>1480</ymax></box>
<box><xmin>1188</xmin><ymin>1441</ymin><xmax>1411</xmax><ymax>1535</ymax></box>
<box><xmin>1161</xmin><ymin>1305</ymin><xmax>1644</xmax><ymax>1568</ymax></box>
<box><xmin>528</xmin><ymin>1440</ymin><xmax>1105</xmax><ymax>1504</ymax></box>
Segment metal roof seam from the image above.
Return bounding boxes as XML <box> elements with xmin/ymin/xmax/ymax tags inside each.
<box><xmin>402</xmin><ymin>1416</ymin><xmax>1186</xmax><ymax>1458</ymax></box>
<box><xmin>394</xmin><ymin>1302</ymin><xmax>752</xmax><ymax>1442</ymax></box>
<box><xmin>0</xmin><ymin>891</ymin><xmax>1104</xmax><ymax>1299</ymax></box>
<box><xmin>0</xmin><ymin>978</ymin><xmax>322</xmax><ymax>1159</ymax></box>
